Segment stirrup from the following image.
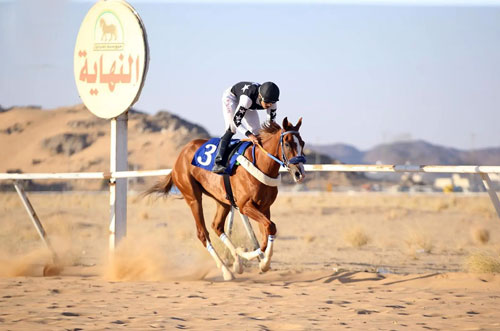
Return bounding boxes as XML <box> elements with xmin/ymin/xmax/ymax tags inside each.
<box><xmin>212</xmin><ymin>163</ymin><xmax>227</xmax><ymax>174</ymax></box>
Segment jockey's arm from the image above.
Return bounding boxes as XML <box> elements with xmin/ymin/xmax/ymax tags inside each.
<box><xmin>266</xmin><ymin>104</ymin><xmax>277</xmax><ymax>124</ymax></box>
<box><xmin>233</xmin><ymin>95</ymin><xmax>254</xmax><ymax>137</ymax></box>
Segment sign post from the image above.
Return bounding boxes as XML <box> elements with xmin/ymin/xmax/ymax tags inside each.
<box><xmin>74</xmin><ymin>0</ymin><xmax>149</xmax><ymax>251</ymax></box>
<box><xmin>109</xmin><ymin>112</ymin><xmax>128</xmax><ymax>249</ymax></box>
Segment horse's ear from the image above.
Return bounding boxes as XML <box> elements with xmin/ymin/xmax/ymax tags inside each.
<box><xmin>282</xmin><ymin>117</ymin><xmax>291</xmax><ymax>130</ymax></box>
<box><xmin>294</xmin><ymin>117</ymin><xmax>303</xmax><ymax>131</ymax></box>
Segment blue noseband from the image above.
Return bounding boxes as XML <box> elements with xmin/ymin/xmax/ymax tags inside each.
<box><xmin>289</xmin><ymin>155</ymin><xmax>307</xmax><ymax>165</ymax></box>
<box><xmin>279</xmin><ymin>131</ymin><xmax>307</xmax><ymax>168</ymax></box>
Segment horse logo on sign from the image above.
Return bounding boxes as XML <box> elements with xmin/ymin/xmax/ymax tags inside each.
<box><xmin>94</xmin><ymin>12</ymin><xmax>124</xmax><ymax>51</ymax></box>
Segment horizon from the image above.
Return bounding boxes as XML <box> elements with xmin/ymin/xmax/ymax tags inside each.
<box><xmin>1</xmin><ymin>0</ymin><xmax>500</xmax><ymax>150</ymax></box>
<box><xmin>4</xmin><ymin>103</ymin><xmax>498</xmax><ymax>152</ymax></box>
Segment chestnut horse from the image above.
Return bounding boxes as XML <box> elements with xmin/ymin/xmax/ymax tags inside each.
<box><xmin>145</xmin><ymin>117</ymin><xmax>306</xmax><ymax>280</ymax></box>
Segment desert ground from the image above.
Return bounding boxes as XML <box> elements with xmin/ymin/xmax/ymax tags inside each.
<box><xmin>1</xmin><ymin>190</ymin><xmax>500</xmax><ymax>330</ymax></box>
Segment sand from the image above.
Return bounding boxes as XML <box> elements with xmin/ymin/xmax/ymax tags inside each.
<box><xmin>1</xmin><ymin>191</ymin><xmax>500</xmax><ymax>330</ymax></box>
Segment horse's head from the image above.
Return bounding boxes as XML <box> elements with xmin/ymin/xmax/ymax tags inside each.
<box><xmin>280</xmin><ymin>117</ymin><xmax>306</xmax><ymax>183</ymax></box>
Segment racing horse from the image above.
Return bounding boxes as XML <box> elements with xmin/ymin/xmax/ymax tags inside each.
<box><xmin>145</xmin><ymin>117</ymin><xmax>306</xmax><ymax>280</ymax></box>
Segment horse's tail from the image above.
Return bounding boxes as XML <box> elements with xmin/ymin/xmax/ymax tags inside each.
<box><xmin>142</xmin><ymin>173</ymin><xmax>174</xmax><ymax>199</ymax></box>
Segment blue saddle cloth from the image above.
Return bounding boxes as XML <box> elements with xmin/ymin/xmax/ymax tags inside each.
<box><xmin>191</xmin><ymin>138</ymin><xmax>252</xmax><ymax>175</ymax></box>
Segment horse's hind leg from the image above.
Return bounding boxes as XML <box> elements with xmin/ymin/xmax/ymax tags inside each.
<box><xmin>211</xmin><ymin>202</ymin><xmax>243</xmax><ymax>274</ymax></box>
<box><xmin>180</xmin><ymin>180</ymin><xmax>234</xmax><ymax>281</ymax></box>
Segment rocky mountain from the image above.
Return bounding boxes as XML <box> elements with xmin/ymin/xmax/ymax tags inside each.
<box><xmin>0</xmin><ymin>104</ymin><xmax>210</xmax><ymax>190</ymax></box>
<box><xmin>310</xmin><ymin>140</ymin><xmax>500</xmax><ymax>166</ymax></box>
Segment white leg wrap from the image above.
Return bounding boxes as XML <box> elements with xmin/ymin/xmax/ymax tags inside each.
<box><xmin>259</xmin><ymin>235</ymin><xmax>275</xmax><ymax>272</ymax></box>
<box><xmin>237</xmin><ymin>247</ymin><xmax>265</xmax><ymax>261</ymax></box>
<box><xmin>220</xmin><ymin>233</ymin><xmax>243</xmax><ymax>274</ymax></box>
<box><xmin>206</xmin><ymin>241</ymin><xmax>234</xmax><ymax>281</ymax></box>
<box><xmin>220</xmin><ymin>233</ymin><xmax>236</xmax><ymax>254</ymax></box>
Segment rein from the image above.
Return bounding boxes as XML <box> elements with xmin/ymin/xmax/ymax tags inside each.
<box><xmin>255</xmin><ymin>130</ymin><xmax>307</xmax><ymax>170</ymax></box>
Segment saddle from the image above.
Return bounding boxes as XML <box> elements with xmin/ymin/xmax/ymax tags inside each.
<box><xmin>191</xmin><ymin>138</ymin><xmax>253</xmax><ymax>208</ymax></box>
<box><xmin>191</xmin><ymin>138</ymin><xmax>252</xmax><ymax>175</ymax></box>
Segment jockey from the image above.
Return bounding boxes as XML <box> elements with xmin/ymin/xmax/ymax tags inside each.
<box><xmin>212</xmin><ymin>81</ymin><xmax>280</xmax><ymax>174</ymax></box>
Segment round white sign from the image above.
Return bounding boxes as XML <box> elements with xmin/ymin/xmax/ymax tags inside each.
<box><xmin>74</xmin><ymin>0</ymin><xmax>149</xmax><ymax>119</ymax></box>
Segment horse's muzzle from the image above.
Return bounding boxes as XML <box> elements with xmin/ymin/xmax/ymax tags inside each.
<box><xmin>288</xmin><ymin>163</ymin><xmax>306</xmax><ymax>183</ymax></box>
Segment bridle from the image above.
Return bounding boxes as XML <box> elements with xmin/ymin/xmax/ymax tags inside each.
<box><xmin>255</xmin><ymin>130</ymin><xmax>307</xmax><ymax>170</ymax></box>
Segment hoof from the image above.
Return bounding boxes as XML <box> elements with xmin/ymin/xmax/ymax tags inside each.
<box><xmin>259</xmin><ymin>259</ymin><xmax>271</xmax><ymax>273</ymax></box>
<box><xmin>233</xmin><ymin>257</ymin><xmax>243</xmax><ymax>274</ymax></box>
<box><xmin>222</xmin><ymin>266</ymin><xmax>234</xmax><ymax>281</ymax></box>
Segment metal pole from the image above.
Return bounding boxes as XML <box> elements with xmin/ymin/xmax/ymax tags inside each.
<box><xmin>480</xmin><ymin>173</ymin><xmax>500</xmax><ymax>219</ymax></box>
<box><xmin>109</xmin><ymin>112</ymin><xmax>128</xmax><ymax>251</ymax></box>
<box><xmin>236</xmin><ymin>210</ymin><xmax>260</xmax><ymax>250</ymax></box>
<box><xmin>13</xmin><ymin>181</ymin><xmax>59</xmax><ymax>263</ymax></box>
<box><xmin>226</xmin><ymin>207</ymin><xmax>235</xmax><ymax>236</ymax></box>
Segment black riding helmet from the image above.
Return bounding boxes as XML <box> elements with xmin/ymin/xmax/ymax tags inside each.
<box><xmin>259</xmin><ymin>82</ymin><xmax>280</xmax><ymax>103</ymax></box>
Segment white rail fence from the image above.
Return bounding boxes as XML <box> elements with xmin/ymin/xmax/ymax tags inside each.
<box><xmin>2</xmin><ymin>164</ymin><xmax>500</xmax><ymax>261</ymax></box>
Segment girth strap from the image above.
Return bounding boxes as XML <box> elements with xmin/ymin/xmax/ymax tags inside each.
<box><xmin>223</xmin><ymin>174</ymin><xmax>237</xmax><ymax>208</ymax></box>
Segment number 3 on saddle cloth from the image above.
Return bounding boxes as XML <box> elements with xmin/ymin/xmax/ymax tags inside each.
<box><xmin>191</xmin><ymin>138</ymin><xmax>253</xmax><ymax>175</ymax></box>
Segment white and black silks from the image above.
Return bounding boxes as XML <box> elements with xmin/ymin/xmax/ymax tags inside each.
<box><xmin>222</xmin><ymin>81</ymin><xmax>277</xmax><ymax>137</ymax></box>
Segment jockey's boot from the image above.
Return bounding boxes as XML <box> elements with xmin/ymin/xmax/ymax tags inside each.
<box><xmin>212</xmin><ymin>129</ymin><xmax>234</xmax><ymax>174</ymax></box>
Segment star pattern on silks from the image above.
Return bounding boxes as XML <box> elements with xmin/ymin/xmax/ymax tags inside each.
<box><xmin>241</xmin><ymin>84</ymin><xmax>250</xmax><ymax>92</ymax></box>
<box><xmin>234</xmin><ymin>112</ymin><xmax>244</xmax><ymax>124</ymax></box>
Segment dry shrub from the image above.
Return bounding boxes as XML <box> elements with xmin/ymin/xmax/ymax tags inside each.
<box><xmin>435</xmin><ymin>201</ymin><xmax>450</xmax><ymax>212</ymax></box>
<box><xmin>471</xmin><ymin>228</ymin><xmax>490</xmax><ymax>245</ymax></box>
<box><xmin>303</xmin><ymin>234</ymin><xmax>316</xmax><ymax>243</ymax></box>
<box><xmin>465</xmin><ymin>252</ymin><xmax>500</xmax><ymax>273</ymax></box>
<box><xmin>405</xmin><ymin>229</ymin><xmax>433</xmax><ymax>254</ymax></box>
<box><xmin>385</xmin><ymin>208</ymin><xmax>409</xmax><ymax>221</ymax></box>
<box><xmin>140</xmin><ymin>211</ymin><xmax>149</xmax><ymax>220</ymax></box>
<box><xmin>320</xmin><ymin>207</ymin><xmax>338</xmax><ymax>215</ymax></box>
<box><xmin>344</xmin><ymin>226</ymin><xmax>370</xmax><ymax>248</ymax></box>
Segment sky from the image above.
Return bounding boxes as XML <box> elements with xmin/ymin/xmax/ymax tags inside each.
<box><xmin>1</xmin><ymin>0</ymin><xmax>500</xmax><ymax>151</ymax></box>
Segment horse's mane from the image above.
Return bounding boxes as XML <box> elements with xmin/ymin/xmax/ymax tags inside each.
<box><xmin>257</xmin><ymin>121</ymin><xmax>282</xmax><ymax>141</ymax></box>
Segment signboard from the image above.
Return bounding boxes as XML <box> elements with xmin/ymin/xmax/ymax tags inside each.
<box><xmin>74</xmin><ymin>0</ymin><xmax>149</xmax><ymax>119</ymax></box>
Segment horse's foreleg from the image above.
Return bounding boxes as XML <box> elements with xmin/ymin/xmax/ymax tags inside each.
<box><xmin>238</xmin><ymin>204</ymin><xmax>276</xmax><ymax>272</ymax></box>
<box><xmin>206</xmin><ymin>241</ymin><xmax>234</xmax><ymax>281</ymax></box>
<box><xmin>219</xmin><ymin>233</ymin><xmax>243</xmax><ymax>274</ymax></box>
<box><xmin>237</xmin><ymin>236</ymin><xmax>274</xmax><ymax>272</ymax></box>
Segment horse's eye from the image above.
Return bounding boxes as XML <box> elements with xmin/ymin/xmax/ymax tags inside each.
<box><xmin>285</xmin><ymin>142</ymin><xmax>290</xmax><ymax>148</ymax></box>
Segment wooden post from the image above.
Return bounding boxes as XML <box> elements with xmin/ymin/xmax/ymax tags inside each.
<box><xmin>109</xmin><ymin>112</ymin><xmax>128</xmax><ymax>251</ymax></box>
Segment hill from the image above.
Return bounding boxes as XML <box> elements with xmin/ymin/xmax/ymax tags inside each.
<box><xmin>0</xmin><ymin>104</ymin><xmax>210</xmax><ymax>190</ymax></box>
<box><xmin>311</xmin><ymin>140</ymin><xmax>500</xmax><ymax>166</ymax></box>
